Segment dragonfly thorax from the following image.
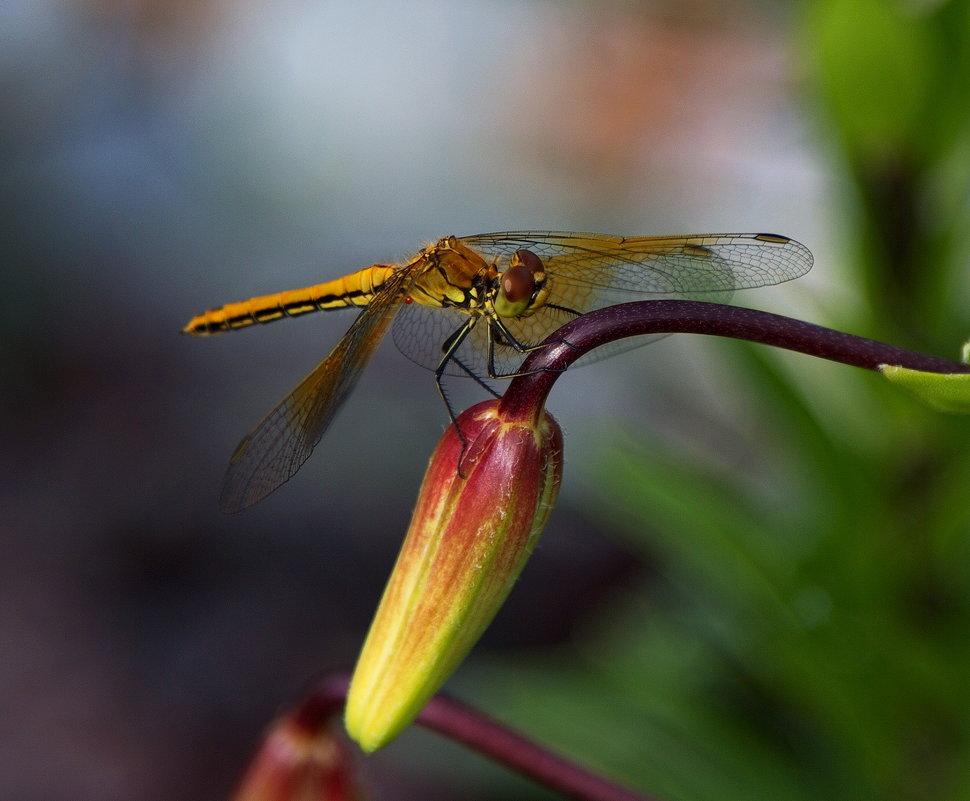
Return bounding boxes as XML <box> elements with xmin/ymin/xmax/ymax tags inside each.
<box><xmin>407</xmin><ymin>239</ymin><xmax>550</xmax><ymax>322</ymax></box>
<box><xmin>406</xmin><ymin>237</ymin><xmax>495</xmax><ymax>310</ymax></box>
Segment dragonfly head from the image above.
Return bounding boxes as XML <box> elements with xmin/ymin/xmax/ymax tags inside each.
<box><xmin>493</xmin><ymin>249</ymin><xmax>547</xmax><ymax>319</ymax></box>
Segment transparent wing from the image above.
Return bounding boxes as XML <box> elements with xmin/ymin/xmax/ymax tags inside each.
<box><xmin>459</xmin><ymin>231</ymin><xmax>813</xmax><ymax>297</ymax></box>
<box><xmin>391</xmin><ymin>303</ymin><xmax>474</xmax><ymax>375</ymax></box>
<box><xmin>392</xmin><ymin>231</ymin><xmax>812</xmax><ymax>378</ymax></box>
<box><xmin>219</xmin><ymin>266</ymin><xmax>415</xmax><ymax>513</ymax></box>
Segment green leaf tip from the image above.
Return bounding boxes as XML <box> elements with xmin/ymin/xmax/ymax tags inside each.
<box><xmin>880</xmin><ymin>363</ymin><xmax>970</xmax><ymax>414</ymax></box>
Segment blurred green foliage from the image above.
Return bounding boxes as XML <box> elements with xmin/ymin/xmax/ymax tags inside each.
<box><xmin>471</xmin><ymin>2</ymin><xmax>970</xmax><ymax>800</ymax></box>
<box><xmin>807</xmin><ymin>0</ymin><xmax>970</xmax><ymax>345</ymax></box>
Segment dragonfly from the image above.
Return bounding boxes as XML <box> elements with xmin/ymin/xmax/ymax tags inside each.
<box><xmin>185</xmin><ymin>231</ymin><xmax>812</xmax><ymax>513</ymax></box>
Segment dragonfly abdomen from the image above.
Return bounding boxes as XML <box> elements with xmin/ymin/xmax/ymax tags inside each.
<box><xmin>183</xmin><ymin>265</ymin><xmax>398</xmax><ymax>335</ymax></box>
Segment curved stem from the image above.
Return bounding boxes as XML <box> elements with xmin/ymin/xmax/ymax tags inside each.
<box><xmin>419</xmin><ymin>693</ymin><xmax>657</xmax><ymax>801</ymax></box>
<box><xmin>292</xmin><ymin>673</ymin><xmax>352</xmax><ymax>732</ymax></box>
<box><xmin>499</xmin><ymin>300</ymin><xmax>970</xmax><ymax>420</ymax></box>
<box><xmin>295</xmin><ymin>672</ymin><xmax>657</xmax><ymax>801</ymax></box>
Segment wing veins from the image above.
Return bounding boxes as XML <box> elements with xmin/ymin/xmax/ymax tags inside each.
<box><xmin>219</xmin><ymin>265</ymin><xmax>417</xmax><ymax>513</ymax></box>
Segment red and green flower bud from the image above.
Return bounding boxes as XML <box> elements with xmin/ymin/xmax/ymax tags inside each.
<box><xmin>345</xmin><ymin>399</ymin><xmax>564</xmax><ymax>752</ymax></box>
<box><xmin>233</xmin><ymin>707</ymin><xmax>365</xmax><ymax>801</ymax></box>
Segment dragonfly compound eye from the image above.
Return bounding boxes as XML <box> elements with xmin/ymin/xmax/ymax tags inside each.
<box><xmin>493</xmin><ymin>264</ymin><xmax>536</xmax><ymax>320</ymax></box>
<box><xmin>494</xmin><ymin>249</ymin><xmax>545</xmax><ymax>318</ymax></box>
<box><xmin>511</xmin><ymin>248</ymin><xmax>543</xmax><ymax>276</ymax></box>
<box><xmin>501</xmin><ymin>265</ymin><xmax>535</xmax><ymax>304</ymax></box>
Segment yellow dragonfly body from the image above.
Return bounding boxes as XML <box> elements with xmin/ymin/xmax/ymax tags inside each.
<box><xmin>185</xmin><ymin>231</ymin><xmax>812</xmax><ymax>513</ymax></box>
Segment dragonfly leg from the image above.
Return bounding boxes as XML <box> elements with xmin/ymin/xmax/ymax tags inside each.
<box><xmin>434</xmin><ymin>317</ymin><xmax>486</xmax><ymax>477</ymax></box>
<box><xmin>534</xmin><ymin>303</ymin><xmax>586</xmax><ymax>355</ymax></box>
<box><xmin>432</xmin><ymin>373</ymin><xmax>470</xmax><ymax>475</ymax></box>
<box><xmin>485</xmin><ymin>316</ymin><xmax>577</xmax><ymax>381</ymax></box>
<box><xmin>447</xmin><ymin>354</ymin><xmax>502</xmax><ymax>398</ymax></box>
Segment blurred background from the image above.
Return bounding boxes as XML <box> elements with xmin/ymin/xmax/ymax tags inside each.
<box><xmin>3</xmin><ymin>0</ymin><xmax>970</xmax><ymax>799</ymax></box>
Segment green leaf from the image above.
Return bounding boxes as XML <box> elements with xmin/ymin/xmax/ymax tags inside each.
<box><xmin>880</xmin><ymin>364</ymin><xmax>970</xmax><ymax>413</ymax></box>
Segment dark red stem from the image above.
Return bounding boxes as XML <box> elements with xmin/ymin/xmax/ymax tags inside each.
<box><xmin>291</xmin><ymin>673</ymin><xmax>352</xmax><ymax>733</ymax></box>
<box><xmin>419</xmin><ymin>693</ymin><xmax>657</xmax><ymax>801</ymax></box>
<box><xmin>499</xmin><ymin>300</ymin><xmax>970</xmax><ymax>420</ymax></box>
<box><xmin>292</xmin><ymin>672</ymin><xmax>657</xmax><ymax>801</ymax></box>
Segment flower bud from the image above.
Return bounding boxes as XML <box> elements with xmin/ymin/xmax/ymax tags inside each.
<box><xmin>345</xmin><ymin>399</ymin><xmax>564</xmax><ymax>752</ymax></box>
<box><xmin>233</xmin><ymin>705</ymin><xmax>365</xmax><ymax>801</ymax></box>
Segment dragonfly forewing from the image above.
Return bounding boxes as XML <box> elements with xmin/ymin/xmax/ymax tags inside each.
<box><xmin>460</xmin><ymin>232</ymin><xmax>813</xmax><ymax>294</ymax></box>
